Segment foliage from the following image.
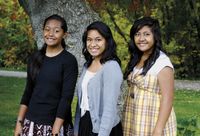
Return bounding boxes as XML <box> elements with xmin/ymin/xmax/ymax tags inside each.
<box><xmin>87</xmin><ymin>0</ymin><xmax>200</xmax><ymax>79</ymax></box>
<box><xmin>99</xmin><ymin>3</ymin><xmax>131</xmax><ymax>71</ymax></box>
<box><xmin>177</xmin><ymin>115</ymin><xmax>200</xmax><ymax>136</ymax></box>
<box><xmin>0</xmin><ymin>0</ymin><xmax>36</xmax><ymax>70</ymax></box>
<box><xmin>0</xmin><ymin>0</ymin><xmax>200</xmax><ymax>79</ymax></box>
<box><xmin>152</xmin><ymin>0</ymin><xmax>200</xmax><ymax>79</ymax></box>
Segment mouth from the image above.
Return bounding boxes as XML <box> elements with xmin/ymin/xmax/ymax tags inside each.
<box><xmin>91</xmin><ymin>48</ymin><xmax>98</xmax><ymax>51</ymax></box>
<box><xmin>88</xmin><ymin>48</ymin><xmax>99</xmax><ymax>53</ymax></box>
<box><xmin>46</xmin><ymin>37</ymin><xmax>56</xmax><ymax>42</ymax></box>
<box><xmin>138</xmin><ymin>43</ymin><xmax>147</xmax><ymax>47</ymax></box>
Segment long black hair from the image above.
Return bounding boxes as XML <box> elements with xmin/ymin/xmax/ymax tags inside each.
<box><xmin>124</xmin><ymin>17</ymin><xmax>164</xmax><ymax>79</ymax></box>
<box><xmin>82</xmin><ymin>21</ymin><xmax>121</xmax><ymax>67</ymax></box>
<box><xmin>29</xmin><ymin>14</ymin><xmax>68</xmax><ymax>82</ymax></box>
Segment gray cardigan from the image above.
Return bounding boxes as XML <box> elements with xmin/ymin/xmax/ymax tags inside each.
<box><xmin>74</xmin><ymin>60</ymin><xmax>123</xmax><ymax>136</ymax></box>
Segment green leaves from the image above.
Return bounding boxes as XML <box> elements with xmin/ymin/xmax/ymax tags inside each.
<box><xmin>0</xmin><ymin>0</ymin><xmax>36</xmax><ymax>69</ymax></box>
<box><xmin>177</xmin><ymin>115</ymin><xmax>200</xmax><ymax>136</ymax></box>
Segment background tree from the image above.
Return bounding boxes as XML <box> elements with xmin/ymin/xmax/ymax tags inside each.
<box><xmin>89</xmin><ymin>0</ymin><xmax>200</xmax><ymax>79</ymax></box>
<box><xmin>1</xmin><ymin>0</ymin><xmax>199</xmax><ymax>79</ymax></box>
<box><xmin>18</xmin><ymin>0</ymin><xmax>100</xmax><ymax>69</ymax></box>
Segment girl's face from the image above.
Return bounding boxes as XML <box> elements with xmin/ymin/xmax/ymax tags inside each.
<box><xmin>86</xmin><ymin>29</ymin><xmax>106</xmax><ymax>60</ymax></box>
<box><xmin>134</xmin><ymin>26</ymin><xmax>154</xmax><ymax>55</ymax></box>
<box><xmin>43</xmin><ymin>19</ymin><xmax>66</xmax><ymax>48</ymax></box>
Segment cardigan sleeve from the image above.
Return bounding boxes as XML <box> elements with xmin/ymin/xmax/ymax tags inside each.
<box><xmin>74</xmin><ymin>100</ymin><xmax>81</xmax><ymax>135</ymax></box>
<box><xmin>98</xmin><ymin>61</ymin><xmax>123</xmax><ymax>136</ymax></box>
<box><xmin>56</xmin><ymin>55</ymin><xmax>78</xmax><ymax>119</ymax></box>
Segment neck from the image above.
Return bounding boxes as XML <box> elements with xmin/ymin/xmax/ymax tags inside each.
<box><xmin>141</xmin><ymin>54</ymin><xmax>150</xmax><ymax>61</ymax></box>
<box><xmin>46</xmin><ymin>45</ymin><xmax>63</xmax><ymax>57</ymax></box>
<box><xmin>88</xmin><ymin>58</ymin><xmax>102</xmax><ymax>72</ymax></box>
<box><xmin>136</xmin><ymin>53</ymin><xmax>150</xmax><ymax>69</ymax></box>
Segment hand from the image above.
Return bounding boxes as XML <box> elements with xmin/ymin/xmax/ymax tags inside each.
<box><xmin>14</xmin><ymin>122</ymin><xmax>22</xmax><ymax>136</ymax></box>
<box><xmin>52</xmin><ymin>117</ymin><xmax>64</xmax><ymax>136</ymax></box>
<box><xmin>52</xmin><ymin>126</ymin><xmax>60</xmax><ymax>136</ymax></box>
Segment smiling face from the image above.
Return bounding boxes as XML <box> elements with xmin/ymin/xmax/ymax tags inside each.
<box><xmin>86</xmin><ymin>29</ymin><xmax>106</xmax><ymax>60</ymax></box>
<box><xmin>43</xmin><ymin>19</ymin><xmax>66</xmax><ymax>48</ymax></box>
<box><xmin>134</xmin><ymin>26</ymin><xmax>155</xmax><ymax>55</ymax></box>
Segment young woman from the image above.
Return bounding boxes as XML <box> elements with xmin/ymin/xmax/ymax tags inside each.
<box><xmin>123</xmin><ymin>17</ymin><xmax>177</xmax><ymax>136</ymax></box>
<box><xmin>74</xmin><ymin>21</ymin><xmax>123</xmax><ymax>136</ymax></box>
<box><xmin>14</xmin><ymin>14</ymin><xmax>78</xmax><ymax>136</ymax></box>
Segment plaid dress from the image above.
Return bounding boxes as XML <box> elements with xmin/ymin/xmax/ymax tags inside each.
<box><xmin>123</xmin><ymin>54</ymin><xmax>177</xmax><ymax>136</ymax></box>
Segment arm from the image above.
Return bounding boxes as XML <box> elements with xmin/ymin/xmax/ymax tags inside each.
<box><xmin>98</xmin><ymin>61</ymin><xmax>123</xmax><ymax>136</ymax></box>
<box><xmin>74</xmin><ymin>66</ymin><xmax>86</xmax><ymax>136</ymax></box>
<box><xmin>52</xmin><ymin>117</ymin><xmax>64</xmax><ymax>135</ymax></box>
<box><xmin>153</xmin><ymin>67</ymin><xmax>174</xmax><ymax>136</ymax></box>
<box><xmin>74</xmin><ymin>101</ymin><xmax>81</xmax><ymax>136</ymax></box>
<box><xmin>14</xmin><ymin>105</ymin><xmax>28</xmax><ymax>136</ymax></box>
<box><xmin>53</xmin><ymin>57</ymin><xmax>78</xmax><ymax>132</ymax></box>
<box><xmin>15</xmin><ymin>58</ymin><xmax>33</xmax><ymax>136</ymax></box>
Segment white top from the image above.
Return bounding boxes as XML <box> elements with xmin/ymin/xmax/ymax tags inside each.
<box><xmin>133</xmin><ymin>67</ymin><xmax>143</xmax><ymax>75</ymax></box>
<box><xmin>131</xmin><ymin>51</ymin><xmax>173</xmax><ymax>80</ymax></box>
<box><xmin>80</xmin><ymin>70</ymin><xmax>96</xmax><ymax>117</ymax></box>
<box><xmin>147</xmin><ymin>51</ymin><xmax>174</xmax><ymax>75</ymax></box>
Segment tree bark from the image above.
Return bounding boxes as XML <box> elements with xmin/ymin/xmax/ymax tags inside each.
<box><xmin>18</xmin><ymin>0</ymin><xmax>100</xmax><ymax>68</ymax></box>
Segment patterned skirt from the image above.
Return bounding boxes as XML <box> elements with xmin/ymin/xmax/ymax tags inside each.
<box><xmin>21</xmin><ymin>118</ymin><xmax>73</xmax><ymax>136</ymax></box>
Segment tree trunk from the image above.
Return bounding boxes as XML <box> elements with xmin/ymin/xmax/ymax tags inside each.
<box><xmin>18</xmin><ymin>0</ymin><xmax>100</xmax><ymax>69</ymax></box>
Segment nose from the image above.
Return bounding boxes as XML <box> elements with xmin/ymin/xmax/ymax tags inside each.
<box><xmin>138</xmin><ymin>34</ymin><xmax>145</xmax><ymax>41</ymax></box>
<box><xmin>90</xmin><ymin>40</ymin><xmax>97</xmax><ymax>47</ymax></box>
<box><xmin>48</xmin><ymin>29</ymin><xmax>54</xmax><ymax>36</ymax></box>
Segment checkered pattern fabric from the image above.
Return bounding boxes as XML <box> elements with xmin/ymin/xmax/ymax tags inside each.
<box><xmin>123</xmin><ymin>74</ymin><xmax>177</xmax><ymax>136</ymax></box>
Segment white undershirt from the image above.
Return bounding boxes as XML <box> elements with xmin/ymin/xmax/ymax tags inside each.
<box><xmin>80</xmin><ymin>70</ymin><xmax>96</xmax><ymax>117</ymax></box>
<box><xmin>133</xmin><ymin>67</ymin><xmax>143</xmax><ymax>75</ymax></box>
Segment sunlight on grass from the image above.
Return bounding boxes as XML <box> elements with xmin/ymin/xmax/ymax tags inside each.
<box><xmin>174</xmin><ymin>90</ymin><xmax>200</xmax><ymax>120</ymax></box>
<box><xmin>0</xmin><ymin>76</ymin><xmax>200</xmax><ymax>135</ymax></box>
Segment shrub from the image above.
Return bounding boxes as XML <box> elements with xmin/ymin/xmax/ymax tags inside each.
<box><xmin>0</xmin><ymin>0</ymin><xmax>36</xmax><ymax>70</ymax></box>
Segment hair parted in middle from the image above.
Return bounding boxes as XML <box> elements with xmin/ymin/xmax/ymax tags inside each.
<box><xmin>82</xmin><ymin>21</ymin><xmax>121</xmax><ymax>67</ymax></box>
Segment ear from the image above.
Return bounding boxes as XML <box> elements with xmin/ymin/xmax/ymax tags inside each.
<box><xmin>63</xmin><ymin>32</ymin><xmax>68</xmax><ymax>38</ymax></box>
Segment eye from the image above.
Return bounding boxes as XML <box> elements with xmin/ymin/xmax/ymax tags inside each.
<box><xmin>96</xmin><ymin>38</ymin><xmax>102</xmax><ymax>42</ymax></box>
<box><xmin>87</xmin><ymin>38</ymin><xmax>92</xmax><ymax>42</ymax></box>
<box><xmin>144</xmin><ymin>33</ymin><xmax>151</xmax><ymax>36</ymax></box>
<box><xmin>55</xmin><ymin>29</ymin><xmax>60</xmax><ymax>33</ymax></box>
<box><xmin>44</xmin><ymin>28</ymin><xmax>50</xmax><ymax>31</ymax></box>
<box><xmin>134</xmin><ymin>33</ymin><xmax>140</xmax><ymax>37</ymax></box>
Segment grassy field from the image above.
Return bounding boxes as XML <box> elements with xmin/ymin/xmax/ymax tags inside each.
<box><xmin>0</xmin><ymin>76</ymin><xmax>200</xmax><ymax>135</ymax></box>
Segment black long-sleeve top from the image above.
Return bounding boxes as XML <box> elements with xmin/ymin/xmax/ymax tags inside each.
<box><xmin>20</xmin><ymin>50</ymin><xmax>78</xmax><ymax>125</ymax></box>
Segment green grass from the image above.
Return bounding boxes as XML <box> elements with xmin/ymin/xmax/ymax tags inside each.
<box><xmin>0</xmin><ymin>77</ymin><xmax>25</xmax><ymax>135</ymax></box>
<box><xmin>0</xmin><ymin>76</ymin><xmax>200</xmax><ymax>135</ymax></box>
<box><xmin>174</xmin><ymin>90</ymin><xmax>200</xmax><ymax>120</ymax></box>
<box><xmin>0</xmin><ymin>67</ymin><xmax>26</xmax><ymax>72</ymax></box>
<box><xmin>174</xmin><ymin>90</ymin><xmax>200</xmax><ymax>135</ymax></box>
<box><xmin>0</xmin><ymin>76</ymin><xmax>77</xmax><ymax>135</ymax></box>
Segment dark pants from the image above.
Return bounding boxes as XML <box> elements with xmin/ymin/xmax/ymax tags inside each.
<box><xmin>78</xmin><ymin>111</ymin><xmax>123</xmax><ymax>136</ymax></box>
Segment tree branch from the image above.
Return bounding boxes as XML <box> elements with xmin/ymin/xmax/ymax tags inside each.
<box><xmin>18</xmin><ymin>0</ymin><xmax>30</xmax><ymax>15</ymax></box>
<box><xmin>105</xmin><ymin>8</ymin><xmax>129</xmax><ymax>44</ymax></box>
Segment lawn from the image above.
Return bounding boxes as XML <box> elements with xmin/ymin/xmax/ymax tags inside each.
<box><xmin>0</xmin><ymin>76</ymin><xmax>200</xmax><ymax>135</ymax></box>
